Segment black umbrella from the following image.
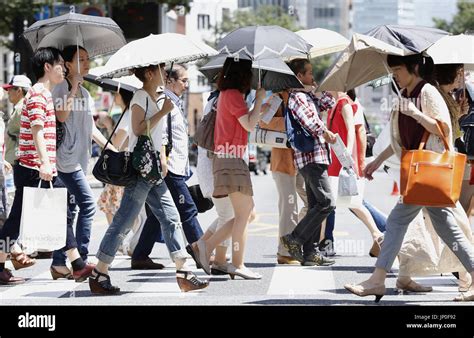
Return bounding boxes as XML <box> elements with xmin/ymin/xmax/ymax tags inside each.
<box><xmin>22</xmin><ymin>10</ymin><xmax>126</xmax><ymax>58</ymax></box>
<box><xmin>200</xmin><ymin>55</ymin><xmax>303</xmax><ymax>92</ymax></box>
<box><xmin>84</xmin><ymin>74</ymin><xmax>140</xmax><ymax>94</ymax></box>
<box><xmin>217</xmin><ymin>25</ymin><xmax>312</xmax><ymax>61</ymax></box>
<box><xmin>365</xmin><ymin>25</ymin><xmax>449</xmax><ymax>55</ymax></box>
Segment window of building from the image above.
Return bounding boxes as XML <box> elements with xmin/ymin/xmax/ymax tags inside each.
<box><xmin>197</xmin><ymin>14</ymin><xmax>210</xmax><ymax>30</ymax></box>
<box><xmin>222</xmin><ymin>8</ymin><xmax>230</xmax><ymax>19</ymax></box>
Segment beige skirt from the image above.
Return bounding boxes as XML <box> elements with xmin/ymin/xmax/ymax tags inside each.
<box><xmin>212</xmin><ymin>156</ymin><xmax>253</xmax><ymax>197</ymax></box>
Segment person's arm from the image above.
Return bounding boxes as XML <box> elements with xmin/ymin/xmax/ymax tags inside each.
<box><xmin>363</xmin><ymin>145</ymin><xmax>394</xmax><ymax>180</ymax></box>
<box><xmin>31</xmin><ymin>124</ymin><xmax>53</xmax><ymax>181</ymax></box>
<box><xmin>112</xmin><ymin>129</ymin><xmax>128</xmax><ymax>151</ymax></box>
<box><xmin>341</xmin><ymin>102</ymin><xmax>355</xmax><ymax>156</ymax></box>
<box><xmin>160</xmin><ymin>146</ymin><xmax>168</xmax><ymax>178</ymax></box>
<box><xmin>55</xmin><ymin>75</ymin><xmax>83</xmax><ymax>123</ymax></box>
<box><xmin>238</xmin><ymin>88</ymin><xmax>266</xmax><ymax>132</ymax></box>
<box><xmin>131</xmin><ymin>97</ymin><xmax>174</xmax><ymax>137</ymax></box>
<box><xmin>355</xmin><ymin>124</ymin><xmax>366</xmax><ymax>171</ymax></box>
<box><xmin>92</xmin><ymin>123</ymin><xmax>117</xmax><ymax>152</ymax></box>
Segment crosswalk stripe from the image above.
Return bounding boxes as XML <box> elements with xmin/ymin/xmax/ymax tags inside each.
<box><xmin>267</xmin><ymin>265</ymin><xmax>336</xmax><ymax>296</ymax></box>
<box><xmin>0</xmin><ymin>256</ymin><xmax>129</xmax><ymax>300</ymax></box>
<box><xmin>0</xmin><ymin>271</ymin><xmax>83</xmax><ymax>300</ymax></box>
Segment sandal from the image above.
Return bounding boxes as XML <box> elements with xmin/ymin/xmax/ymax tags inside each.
<box><xmin>453</xmin><ymin>290</ymin><xmax>474</xmax><ymax>302</ymax></box>
<box><xmin>176</xmin><ymin>270</ymin><xmax>208</xmax><ymax>292</ymax></box>
<box><xmin>88</xmin><ymin>269</ymin><xmax>120</xmax><ymax>295</ymax></box>
<box><xmin>11</xmin><ymin>252</ymin><xmax>36</xmax><ymax>270</ymax></box>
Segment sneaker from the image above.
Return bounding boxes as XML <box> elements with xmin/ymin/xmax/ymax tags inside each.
<box><xmin>280</xmin><ymin>235</ymin><xmax>304</xmax><ymax>263</ymax></box>
<box><xmin>303</xmin><ymin>253</ymin><xmax>336</xmax><ymax>266</ymax></box>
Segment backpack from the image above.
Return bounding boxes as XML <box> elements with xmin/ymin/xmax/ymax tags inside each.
<box><xmin>194</xmin><ymin>95</ymin><xmax>219</xmax><ymax>152</ymax></box>
<box><xmin>284</xmin><ymin>92</ymin><xmax>315</xmax><ymax>152</ymax></box>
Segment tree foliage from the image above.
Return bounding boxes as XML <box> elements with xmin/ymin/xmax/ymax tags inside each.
<box><xmin>0</xmin><ymin>0</ymin><xmax>190</xmax><ymax>50</ymax></box>
<box><xmin>433</xmin><ymin>0</ymin><xmax>474</xmax><ymax>34</ymax></box>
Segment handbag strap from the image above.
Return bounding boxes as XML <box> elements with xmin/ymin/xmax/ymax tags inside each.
<box><xmin>167</xmin><ymin>110</ymin><xmax>172</xmax><ymax>151</ymax></box>
<box><xmin>418</xmin><ymin>120</ymin><xmax>452</xmax><ymax>151</ymax></box>
<box><xmin>99</xmin><ymin>103</ymin><xmax>128</xmax><ymax>157</ymax></box>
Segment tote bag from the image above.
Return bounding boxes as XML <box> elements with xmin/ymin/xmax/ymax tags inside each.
<box><xmin>19</xmin><ymin>182</ymin><xmax>67</xmax><ymax>254</ymax></box>
<box><xmin>400</xmin><ymin>122</ymin><xmax>466</xmax><ymax>207</ymax></box>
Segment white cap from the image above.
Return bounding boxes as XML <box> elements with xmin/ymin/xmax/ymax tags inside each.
<box><xmin>2</xmin><ymin>75</ymin><xmax>32</xmax><ymax>90</ymax></box>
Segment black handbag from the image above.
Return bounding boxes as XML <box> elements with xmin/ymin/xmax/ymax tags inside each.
<box><xmin>92</xmin><ymin>109</ymin><xmax>138</xmax><ymax>187</ymax></box>
<box><xmin>187</xmin><ymin>184</ymin><xmax>214</xmax><ymax>213</ymax></box>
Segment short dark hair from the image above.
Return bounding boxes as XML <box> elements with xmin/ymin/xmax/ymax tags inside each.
<box><xmin>386</xmin><ymin>54</ymin><xmax>434</xmax><ymax>83</ymax></box>
<box><xmin>347</xmin><ymin>89</ymin><xmax>356</xmax><ymax>101</ymax></box>
<box><xmin>62</xmin><ymin>45</ymin><xmax>87</xmax><ymax>76</ymax></box>
<box><xmin>12</xmin><ymin>87</ymin><xmax>28</xmax><ymax>96</ymax></box>
<box><xmin>216</xmin><ymin>58</ymin><xmax>252</xmax><ymax>93</ymax></box>
<box><xmin>118</xmin><ymin>88</ymin><xmax>133</xmax><ymax>109</ymax></box>
<box><xmin>288</xmin><ymin>58</ymin><xmax>310</xmax><ymax>77</ymax></box>
<box><xmin>165</xmin><ymin>64</ymin><xmax>186</xmax><ymax>81</ymax></box>
<box><xmin>133</xmin><ymin>64</ymin><xmax>163</xmax><ymax>82</ymax></box>
<box><xmin>434</xmin><ymin>64</ymin><xmax>463</xmax><ymax>86</ymax></box>
<box><xmin>31</xmin><ymin>47</ymin><xmax>62</xmax><ymax>80</ymax></box>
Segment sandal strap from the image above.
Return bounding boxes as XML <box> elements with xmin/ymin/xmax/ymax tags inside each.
<box><xmin>93</xmin><ymin>268</ymin><xmax>110</xmax><ymax>281</ymax></box>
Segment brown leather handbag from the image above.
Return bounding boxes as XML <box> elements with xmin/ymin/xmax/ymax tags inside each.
<box><xmin>400</xmin><ymin>121</ymin><xmax>466</xmax><ymax>207</ymax></box>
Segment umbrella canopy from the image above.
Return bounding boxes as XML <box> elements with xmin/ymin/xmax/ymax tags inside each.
<box><xmin>217</xmin><ymin>25</ymin><xmax>311</xmax><ymax>61</ymax></box>
<box><xmin>296</xmin><ymin>28</ymin><xmax>349</xmax><ymax>58</ymax></box>
<box><xmin>99</xmin><ymin>33</ymin><xmax>217</xmax><ymax>79</ymax></box>
<box><xmin>365</xmin><ymin>24</ymin><xmax>449</xmax><ymax>55</ymax></box>
<box><xmin>318</xmin><ymin>33</ymin><xmax>405</xmax><ymax>92</ymax></box>
<box><xmin>22</xmin><ymin>12</ymin><xmax>126</xmax><ymax>58</ymax></box>
<box><xmin>200</xmin><ymin>55</ymin><xmax>303</xmax><ymax>91</ymax></box>
<box><xmin>85</xmin><ymin>66</ymin><xmax>142</xmax><ymax>93</ymax></box>
<box><xmin>426</xmin><ymin>34</ymin><xmax>474</xmax><ymax>71</ymax></box>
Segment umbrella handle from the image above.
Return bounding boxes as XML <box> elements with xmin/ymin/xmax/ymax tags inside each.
<box><xmin>380</xmin><ymin>56</ymin><xmax>401</xmax><ymax>98</ymax></box>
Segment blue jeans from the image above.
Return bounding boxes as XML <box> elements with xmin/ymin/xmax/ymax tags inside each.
<box><xmin>325</xmin><ymin>200</ymin><xmax>387</xmax><ymax>242</ymax></box>
<box><xmin>132</xmin><ymin>204</ymin><xmax>165</xmax><ymax>261</ymax></box>
<box><xmin>164</xmin><ymin>171</ymin><xmax>203</xmax><ymax>244</ymax></box>
<box><xmin>52</xmin><ymin>169</ymin><xmax>95</xmax><ymax>266</ymax></box>
<box><xmin>96</xmin><ymin>178</ymin><xmax>188</xmax><ymax>265</ymax></box>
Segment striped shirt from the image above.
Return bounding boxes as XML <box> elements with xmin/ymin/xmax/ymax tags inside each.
<box><xmin>288</xmin><ymin>91</ymin><xmax>335</xmax><ymax>169</ymax></box>
<box><xmin>161</xmin><ymin>89</ymin><xmax>190</xmax><ymax>177</ymax></box>
<box><xmin>18</xmin><ymin>83</ymin><xmax>57</xmax><ymax>174</ymax></box>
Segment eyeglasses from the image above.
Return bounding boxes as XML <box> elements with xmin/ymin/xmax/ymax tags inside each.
<box><xmin>178</xmin><ymin>78</ymin><xmax>189</xmax><ymax>85</ymax></box>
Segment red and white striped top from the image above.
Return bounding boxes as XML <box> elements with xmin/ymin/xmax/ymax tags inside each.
<box><xmin>18</xmin><ymin>83</ymin><xmax>57</xmax><ymax>174</ymax></box>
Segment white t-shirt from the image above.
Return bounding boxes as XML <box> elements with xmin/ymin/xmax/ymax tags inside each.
<box><xmin>128</xmin><ymin>89</ymin><xmax>164</xmax><ymax>152</ymax></box>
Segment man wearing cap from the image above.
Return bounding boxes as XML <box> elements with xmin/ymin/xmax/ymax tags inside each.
<box><xmin>2</xmin><ymin>75</ymin><xmax>32</xmax><ymax>176</ymax></box>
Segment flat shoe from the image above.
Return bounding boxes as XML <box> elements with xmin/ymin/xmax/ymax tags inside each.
<box><xmin>396</xmin><ymin>280</ymin><xmax>432</xmax><ymax>293</ymax></box>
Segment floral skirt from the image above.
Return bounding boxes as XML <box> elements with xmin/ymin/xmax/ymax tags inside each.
<box><xmin>212</xmin><ymin>156</ymin><xmax>253</xmax><ymax>197</ymax></box>
<box><xmin>97</xmin><ymin>184</ymin><xmax>124</xmax><ymax>215</ymax></box>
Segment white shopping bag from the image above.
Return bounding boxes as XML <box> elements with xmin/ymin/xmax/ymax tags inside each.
<box><xmin>330</xmin><ymin>175</ymin><xmax>365</xmax><ymax>208</ymax></box>
<box><xmin>338</xmin><ymin>167</ymin><xmax>359</xmax><ymax>197</ymax></box>
<box><xmin>18</xmin><ymin>181</ymin><xmax>68</xmax><ymax>254</ymax></box>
